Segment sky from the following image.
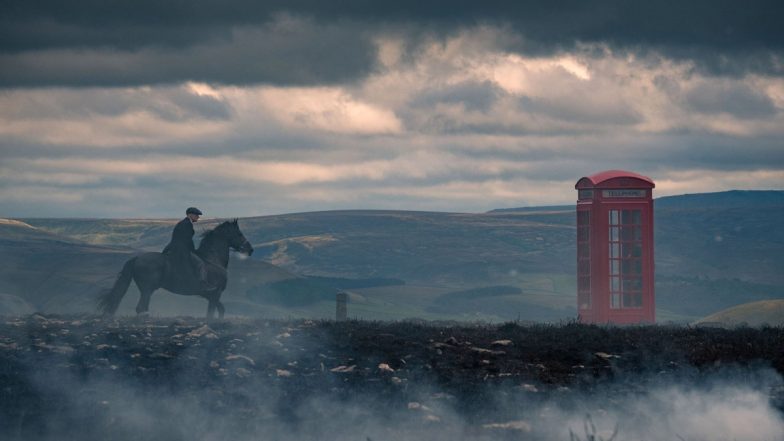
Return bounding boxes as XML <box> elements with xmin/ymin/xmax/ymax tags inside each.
<box><xmin>1</xmin><ymin>1</ymin><xmax>783</xmax><ymax>218</ymax></box>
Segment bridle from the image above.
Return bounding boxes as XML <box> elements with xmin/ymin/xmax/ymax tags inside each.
<box><xmin>230</xmin><ymin>235</ymin><xmax>252</xmax><ymax>254</ymax></box>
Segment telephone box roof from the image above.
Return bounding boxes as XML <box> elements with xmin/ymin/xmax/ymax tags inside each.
<box><xmin>575</xmin><ymin>170</ymin><xmax>655</xmax><ymax>189</ymax></box>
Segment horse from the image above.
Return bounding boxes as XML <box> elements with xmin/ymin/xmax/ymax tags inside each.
<box><xmin>98</xmin><ymin>219</ymin><xmax>253</xmax><ymax>319</ymax></box>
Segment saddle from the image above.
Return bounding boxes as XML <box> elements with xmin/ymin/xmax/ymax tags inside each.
<box><xmin>163</xmin><ymin>252</ymin><xmax>215</xmax><ymax>294</ymax></box>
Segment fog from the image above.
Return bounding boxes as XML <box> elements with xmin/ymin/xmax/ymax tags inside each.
<box><xmin>13</xmin><ymin>366</ymin><xmax>784</xmax><ymax>440</ymax></box>
<box><xmin>3</xmin><ymin>318</ymin><xmax>782</xmax><ymax>441</ymax></box>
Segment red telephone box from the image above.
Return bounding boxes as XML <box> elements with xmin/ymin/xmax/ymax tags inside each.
<box><xmin>575</xmin><ymin>170</ymin><xmax>655</xmax><ymax>324</ymax></box>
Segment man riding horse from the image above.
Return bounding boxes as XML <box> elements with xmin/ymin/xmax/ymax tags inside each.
<box><xmin>162</xmin><ymin>207</ymin><xmax>215</xmax><ymax>292</ymax></box>
<box><xmin>99</xmin><ymin>215</ymin><xmax>253</xmax><ymax>318</ymax></box>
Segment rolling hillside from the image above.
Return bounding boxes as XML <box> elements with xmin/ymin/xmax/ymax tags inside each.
<box><xmin>0</xmin><ymin>218</ymin><xmax>304</xmax><ymax>316</ymax></box>
<box><xmin>694</xmin><ymin>299</ymin><xmax>784</xmax><ymax>327</ymax></box>
<box><xmin>0</xmin><ymin>219</ymin><xmax>134</xmax><ymax>313</ymax></box>
<box><xmin>7</xmin><ymin>190</ymin><xmax>783</xmax><ymax>322</ymax></box>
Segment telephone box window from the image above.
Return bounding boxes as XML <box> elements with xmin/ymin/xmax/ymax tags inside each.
<box><xmin>577</xmin><ymin>210</ymin><xmax>591</xmax><ymax>310</ymax></box>
<box><xmin>578</xmin><ymin>190</ymin><xmax>594</xmax><ymax>200</ymax></box>
<box><xmin>608</xmin><ymin>208</ymin><xmax>643</xmax><ymax>309</ymax></box>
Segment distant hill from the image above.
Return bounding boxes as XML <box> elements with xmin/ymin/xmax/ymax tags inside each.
<box><xmin>656</xmin><ymin>190</ymin><xmax>784</xmax><ymax>209</ymax></box>
<box><xmin>491</xmin><ymin>190</ymin><xmax>784</xmax><ymax>212</ymax></box>
<box><xmin>11</xmin><ymin>218</ymin><xmax>177</xmax><ymax>251</ymax></box>
<box><xmin>654</xmin><ymin>192</ymin><xmax>783</xmax><ymax>287</ymax></box>
<box><xmin>22</xmin><ymin>210</ymin><xmax>577</xmax><ymax>284</ymax></box>
<box><xmin>0</xmin><ymin>218</ymin><xmax>89</xmax><ymax>244</ymax></box>
<box><xmin>0</xmin><ymin>217</ymin><xmax>307</xmax><ymax>316</ymax></box>
<box><xmin>9</xmin><ymin>190</ymin><xmax>784</xmax><ymax>321</ymax></box>
<box><xmin>488</xmin><ymin>205</ymin><xmax>572</xmax><ymax>213</ymax></box>
<box><xmin>694</xmin><ymin>300</ymin><xmax>784</xmax><ymax>327</ymax></box>
<box><xmin>0</xmin><ymin>218</ymin><xmax>134</xmax><ymax>313</ymax></box>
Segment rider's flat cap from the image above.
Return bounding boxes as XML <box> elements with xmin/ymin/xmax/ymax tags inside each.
<box><xmin>186</xmin><ymin>207</ymin><xmax>203</xmax><ymax>215</ymax></box>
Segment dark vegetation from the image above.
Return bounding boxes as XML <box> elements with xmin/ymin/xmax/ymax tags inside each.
<box><xmin>1</xmin><ymin>315</ymin><xmax>782</xmax><ymax>440</ymax></box>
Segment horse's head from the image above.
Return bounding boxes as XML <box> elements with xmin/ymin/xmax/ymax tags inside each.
<box><xmin>220</xmin><ymin>219</ymin><xmax>254</xmax><ymax>256</ymax></box>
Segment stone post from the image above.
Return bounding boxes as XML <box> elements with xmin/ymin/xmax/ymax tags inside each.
<box><xmin>336</xmin><ymin>291</ymin><xmax>348</xmax><ymax>321</ymax></box>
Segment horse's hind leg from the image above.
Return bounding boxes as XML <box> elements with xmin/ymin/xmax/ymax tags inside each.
<box><xmin>216</xmin><ymin>300</ymin><xmax>225</xmax><ymax>319</ymax></box>
<box><xmin>136</xmin><ymin>288</ymin><xmax>154</xmax><ymax>316</ymax></box>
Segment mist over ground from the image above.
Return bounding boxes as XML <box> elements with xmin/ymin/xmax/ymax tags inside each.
<box><xmin>2</xmin><ymin>315</ymin><xmax>782</xmax><ymax>440</ymax></box>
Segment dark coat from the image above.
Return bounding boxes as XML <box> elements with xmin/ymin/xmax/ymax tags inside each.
<box><xmin>163</xmin><ymin>217</ymin><xmax>195</xmax><ymax>256</ymax></box>
<box><xmin>162</xmin><ymin>217</ymin><xmax>207</xmax><ymax>292</ymax></box>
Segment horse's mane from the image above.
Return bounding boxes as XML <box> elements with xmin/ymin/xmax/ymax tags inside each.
<box><xmin>199</xmin><ymin>219</ymin><xmax>238</xmax><ymax>244</ymax></box>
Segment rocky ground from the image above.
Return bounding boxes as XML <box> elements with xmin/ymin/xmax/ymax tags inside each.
<box><xmin>1</xmin><ymin>315</ymin><xmax>783</xmax><ymax>441</ymax></box>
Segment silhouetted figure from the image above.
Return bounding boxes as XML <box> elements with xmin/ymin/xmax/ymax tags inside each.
<box><xmin>162</xmin><ymin>207</ymin><xmax>214</xmax><ymax>293</ymax></box>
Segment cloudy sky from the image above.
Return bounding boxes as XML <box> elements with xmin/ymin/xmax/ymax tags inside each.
<box><xmin>1</xmin><ymin>1</ymin><xmax>783</xmax><ymax>218</ymax></box>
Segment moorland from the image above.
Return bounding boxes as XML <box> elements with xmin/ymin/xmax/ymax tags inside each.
<box><xmin>1</xmin><ymin>315</ymin><xmax>782</xmax><ymax>441</ymax></box>
<box><xmin>0</xmin><ymin>190</ymin><xmax>781</xmax><ymax>323</ymax></box>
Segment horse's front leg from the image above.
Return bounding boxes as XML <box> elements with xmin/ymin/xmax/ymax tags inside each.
<box><xmin>206</xmin><ymin>299</ymin><xmax>216</xmax><ymax>319</ymax></box>
<box><xmin>216</xmin><ymin>300</ymin><xmax>225</xmax><ymax>319</ymax></box>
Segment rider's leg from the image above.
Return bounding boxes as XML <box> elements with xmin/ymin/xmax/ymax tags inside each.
<box><xmin>191</xmin><ymin>253</ymin><xmax>217</xmax><ymax>290</ymax></box>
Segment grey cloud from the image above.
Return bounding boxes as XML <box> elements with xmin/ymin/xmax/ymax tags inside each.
<box><xmin>685</xmin><ymin>82</ymin><xmax>777</xmax><ymax>119</ymax></box>
<box><xmin>2</xmin><ymin>1</ymin><xmax>783</xmax><ymax>87</ymax></box>
<box><xmin>4</xmin><ymin>1</ymin><xmax>783</xmax><ymax>52</ymax></box>
<box><xmin>571</xmin><ymin>132</ymin><xmax>784</xmax><ymax>173</ymax></box>
<box><xmin>518</xmin><ymin>95</ymin><xmax>641</xmax><ymax>125</ymax></box>
<box><xmin>446</xmin><ymin>131</ymin><xmax>784</xmax><ymax>175</ymax></box>
<box><xmin>4</xmin><ymin>123</ymin><xmax>781</xmax><ymax>216</ymax></box>
<box><xmin>161</xmin><ymin>90</ymin><xmax>233</xmax><ymax>121</ymax></box>
<box><xmin>405</xmin><ymin>114</ymin><xmax>528</xmax><ymax>136</ymax></box>
<box><xmin>404</xmin><ymin>105</ymin><xmax>636</xmax><ymax>137</ymax></box>
<box><xmin>0</xmin><ymin>114</ymin><xmax>351</xmax><ymax>162</ymax></box>
<box><xmin>0</xmin><ymin>87</ymin><xmax>232</xmax><ymax>121</ymax></box>
<box><xmin>0</xmin><ymin>20</ymin><xmax>376</xmax><ymax>87</ymax></box>
<box><xmin>648</xmin><ymin>135</ymin><xmax>784</xmax><ymax>171</ymax></box>
<box><xmin>653</xmin><ymin>74</ymin><xmax>681</xmax><ymax>95</ymax></box>
<box><xmin>409</xmin><ymin>81</ymin><xmax>504</xmax><ymax>112</ymax></box>
<box><xmin>0</xmin><ymin>19</ymin><xmax>233</xmax><ymax>53</ymax></box>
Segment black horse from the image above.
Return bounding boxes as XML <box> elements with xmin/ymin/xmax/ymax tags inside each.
<box><xmin>98</xmin><ymin>219</ymin><xmax>253</xmax><ymax>318</ymax></box>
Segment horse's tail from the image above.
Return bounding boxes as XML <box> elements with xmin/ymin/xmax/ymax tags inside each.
<box><xmin>97</xmin><ymin>257</ymin><xmax>136</xmax><ymax>315</ymax></box>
